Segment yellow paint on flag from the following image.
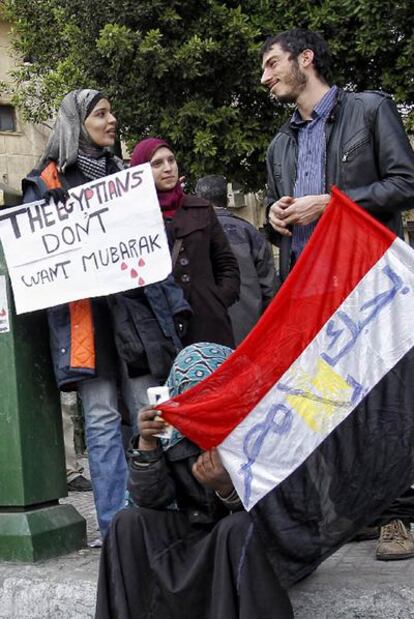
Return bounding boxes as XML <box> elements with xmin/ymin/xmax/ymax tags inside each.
<box><xmin>286</xmin><ymin>358</ymin><xmax>351</xmax><ymax>433</ymax></box>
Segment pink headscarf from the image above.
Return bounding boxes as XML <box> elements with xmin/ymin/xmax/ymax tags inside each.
<box><xmin>130</xmin><ymin>137</ymin><xmax>184</xmax><ymax>218</ymax></box>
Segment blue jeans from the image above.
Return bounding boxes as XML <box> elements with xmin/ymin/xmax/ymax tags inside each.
<box><xmin>78</xmin><ymin>377</ymin><xmax>127</xmax><ymax>537</ymax></box>
<box><xmin>78</xmin><ymin>373</ymin><xmax>160</xmax><ymax>537</ymax></box>
<box><xmin>121</xmin><ymin>370</ymin><xmax>159</xmax><ymax>434</ymax></box>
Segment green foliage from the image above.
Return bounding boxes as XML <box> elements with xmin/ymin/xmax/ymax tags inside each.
<box><xmin>2</xmin><ymin>0</ymin><xmax>413</xmax><ymax>189</ymax></box>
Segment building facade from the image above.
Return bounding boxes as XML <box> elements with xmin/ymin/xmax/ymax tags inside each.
<box><xmin>0</xmin><ymin>20</ymin><xmax>51</xmax><ymax>196</ymax></box>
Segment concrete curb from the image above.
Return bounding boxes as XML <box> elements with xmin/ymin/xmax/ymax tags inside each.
<box><xmin>0</xmin><ymin>548</ymin><xmax>99</xmax><ymax>619</ymax></box>
<box><xmin>0</xmin><ymin>577</ymin><xmax>96</xmax><ymax>619</ymax></box>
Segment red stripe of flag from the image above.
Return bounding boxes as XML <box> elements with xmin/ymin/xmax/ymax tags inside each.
<box><xmin>159</xmin><ymin>187</ymin><xmax>396</xmax><ymax>449</ymax></box>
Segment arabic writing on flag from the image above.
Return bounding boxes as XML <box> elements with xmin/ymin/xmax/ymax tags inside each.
<box><xmin>159</xmin><ymin>187</ymin><xmax>414</xmax><ymax>585</ymax></box>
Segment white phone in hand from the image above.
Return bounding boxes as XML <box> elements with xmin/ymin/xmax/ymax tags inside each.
<box><xmin>147</xmin><ymin>386</ymin><xmax>173</xmax><ymax>440</ymax></box>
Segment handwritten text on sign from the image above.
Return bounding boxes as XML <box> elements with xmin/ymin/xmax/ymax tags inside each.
<box><xmin>0</xmin><ymin>164</ymin><xmax>172</xmax><ymax>313</ymax></box>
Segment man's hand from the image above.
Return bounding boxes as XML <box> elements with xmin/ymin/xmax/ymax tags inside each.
<box><xmin>192</xmin><ymin>447</ymin><xmax>233</xmax><ymax>495</ymax></box>
<box><xmin>281</xmin><ymin>194</ymin><xmax>330</xmax><ymax>227</ymax></box>
<box><xmin>137</xmin><ymin>406</ymin><xmax>168</xmax><ymax>451</ymax></box>
<box><xmin>268</xmin><ymin>196</ymin><xmax>294</xmax><ymax>236</ymax></box>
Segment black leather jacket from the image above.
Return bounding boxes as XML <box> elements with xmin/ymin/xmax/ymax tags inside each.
<box><xmin>127</xmin><ymin>438</ymin><xmax>241</xmax><ymax>525</ymax></box>
<box><xmin>265</xmin><ymin>88</ymin><xmax>414</xmax><ymax>280</ymax></box>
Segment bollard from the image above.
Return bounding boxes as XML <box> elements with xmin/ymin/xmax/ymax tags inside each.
<box><xmin>0</xmin><ymin>239</ymin><xmax>86</xmax><ymax>561</ymax></box>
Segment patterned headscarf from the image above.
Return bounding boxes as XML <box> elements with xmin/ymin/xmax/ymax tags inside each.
<box><xmin>39</xmin><ymin>89</ymin><xmax>108</xmax><ymax>172</ymax></box>
<box><xmin>162</xmin><ymin>342</ymin><xmax>233</xmax><ymax>449</ymax></box>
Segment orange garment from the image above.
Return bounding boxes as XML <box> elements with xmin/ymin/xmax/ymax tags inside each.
<box><xmin>40</xmin><ymin>162</ymin><xmax>95</xmax><ymax>371</ymax></box>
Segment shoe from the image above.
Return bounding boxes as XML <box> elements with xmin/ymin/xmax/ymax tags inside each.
<box><xmin>88</xmin><ymin>537</ymin><xmax>103</xmax><ymax>548</ymax></box>
<box><xmin>376</xmin><ymin>519</ymin><xmax>414</xmax><ymax>561</ymax></box>
<box><xmin>67</xmin><ymin>475</ymin><xmax>92</xmax><ymax>492</ymax></box>
<box><xmin>351</xmin><ymin>525</ymin><xmax>379</xmax><ymax>541</ymax></box>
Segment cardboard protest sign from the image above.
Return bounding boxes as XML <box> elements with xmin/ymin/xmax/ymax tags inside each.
<box><xmin>0</xmin><ymin>164</ymin><xmax>172</xmax><ymax>314</ymax></box>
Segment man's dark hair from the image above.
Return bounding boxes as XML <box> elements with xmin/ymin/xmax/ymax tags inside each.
<box><xmin>195</xmin><ymin>175</ymin><xmax>228</xmax><ymax>209</ymax></box>
<box><xmin>261</xmin><ymin>29</ymin><xmax>332</xmax><ymax>84</ymax></box>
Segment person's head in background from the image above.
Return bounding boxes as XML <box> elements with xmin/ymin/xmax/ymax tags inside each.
<box><xmin>130</xmin><ymin>137</ymin><xmax>180</xmax><ymax>191</ymax></box>
<box><xmin>130</xmin><ymin>137</ymin><xmax>182</xmax><ymax>217</ymax></box>
<box><xmin>195</xmin><ymin>175</ymin><xmax>228</xmax><ymax>209</ymax></box>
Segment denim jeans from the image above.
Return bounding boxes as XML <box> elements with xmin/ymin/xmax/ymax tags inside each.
<box><xmin>121</xmin><ymin>370</ymin><xmax>159</xmax><ymax>434</ymax></box>
<box><xmin>78</xmin><ymin>377</ymin><xmax>127</xmax><ymax>537</ymax></box>
<box><xmin>78</xmin><ymin>373</ymin><xmax>161</xmax><ymax>537</ymax></box>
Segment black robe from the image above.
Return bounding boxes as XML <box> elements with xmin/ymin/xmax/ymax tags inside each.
<box><xmin>95</xmin><ymin>439</ymin><xmax>293</xmax><ymax>619</ymax></box>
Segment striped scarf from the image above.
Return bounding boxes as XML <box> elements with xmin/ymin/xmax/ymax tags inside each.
<box><xmin>77</xmin><ymin>153</ymin><xmax>107</xmax><ymax>180</ymax></box>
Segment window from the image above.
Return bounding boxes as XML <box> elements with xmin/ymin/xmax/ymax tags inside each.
<box><xmin>0</xmin><ymin>105</ymin><xmax>16</xmax><ymax>131</ymax></box>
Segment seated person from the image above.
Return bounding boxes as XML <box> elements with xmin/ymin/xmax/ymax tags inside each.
<box><xmin>95</xmin><ymin>342</ymin><xmax>293</xmax><ymax>619</ymax></box>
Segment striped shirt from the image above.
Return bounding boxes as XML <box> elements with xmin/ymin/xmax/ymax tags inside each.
<box><xmin>291</xmin><ymin>85</ymin><xmax>338</xmax><ymax>259</ymax></box>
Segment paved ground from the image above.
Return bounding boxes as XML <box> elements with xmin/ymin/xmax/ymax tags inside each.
<box><xmin>1</xmin><ymin>459</ymin><xmax>414</xmax><ymax>618</ymax></box>
<box><xmin>290</xmin><ymin>540</ymin><xmax>414</xmax><ymax>618</ymax></box>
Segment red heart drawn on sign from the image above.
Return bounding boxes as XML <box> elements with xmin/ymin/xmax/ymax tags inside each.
<box><xmin>138</xmin><ymin>258</ymin><xmax>145</xmax><ymax>267</ymax></box>
<box><xmin>0</xmin><ymin>308</ymin><xmax>5</xmax><ymax>317</ymax></box>
<box><xmin>85</xmin><ymin>188</ymin><xmax>94</xmax><ymax>200</ymax></box>
<box><xmin>130</xmin><ymin>269</ymin><xmax>138</xmax><ymax>278</ymax></box>
<box><xmin>121</xmin><ymin>262</ymin><xmax>128</xmax><ymax>271</ymax></box>
<box><xmin>138</xmin><ymin>277</ymin><xmax>145</xmax><ymax>286</ymax></box>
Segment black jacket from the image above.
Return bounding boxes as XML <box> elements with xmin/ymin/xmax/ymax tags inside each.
<box><xmin>168</xmin><ymin>195</ymin><xmax>240</xmax><ymax>348</ymax></box>
<box><xmin>127</xmin><ymin>439</ymin><xmax>237</xmax><ymax>526</ymax></box>
<box><xmin>265</xmin><ymin>89</ymin><xmax>414</xmax><ymax>280</ymax></box>
<box><xmin>109</xmin><ymin>278</ymin><xmax>192</xmax><ymax>381</ymax></box>
<box><xmin>215</xmin><ymin>207</ymin><xmax>279</xmax><ymax>345</ymax></box>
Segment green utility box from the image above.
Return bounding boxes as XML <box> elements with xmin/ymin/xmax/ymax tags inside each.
<box><xmin>0</xmin><ymin>243</ymin><xmax>86</xmax><ymax>561</ymax></box>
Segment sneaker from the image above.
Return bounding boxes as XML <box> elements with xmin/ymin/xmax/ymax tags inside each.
<box><xmin>88</xmin><ymin>536</ymin><xmax>103</xmax><ymax>548</ymax></box>
<box><xmin>67</xmin><ymin>475</ymin><xmax>92</xmax><ymax>492</ymax></box>
<box><xmin>376</xmin><ymin>519</ymin><xmax>414</xmax><ymax>561</ymax></box>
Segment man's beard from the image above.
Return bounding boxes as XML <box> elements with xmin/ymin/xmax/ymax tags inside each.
<box><xmin>273</xmin><ymin>61</ymin><xmax>307</xmax><ymax>104</ymax></box>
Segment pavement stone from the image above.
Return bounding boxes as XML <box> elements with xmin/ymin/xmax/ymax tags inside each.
<box><xmin>290</xmin><ymin>540</ymin><xmax>414</xmax><ymax>618</ymax></box>
<box><xmin>1</xmin><ymin>458</ymin><xmax>414</xmax><ymax>617</ymax></box>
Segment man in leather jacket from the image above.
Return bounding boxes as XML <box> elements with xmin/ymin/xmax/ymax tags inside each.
<box><xmin>261</xmin><ymin>29</ymin><xmax>414</xmax><ymax>281</ymax></box>
<box><xmin>261</xmin><ymin>29</ymin><xmax>414</xmax><ymax>561</ymax></box>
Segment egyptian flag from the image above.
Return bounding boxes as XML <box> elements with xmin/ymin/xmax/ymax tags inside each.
<box><xmin>158</xmin><ymin>187</ymin><xmax>414</xmax><ymax>587</ymax></box>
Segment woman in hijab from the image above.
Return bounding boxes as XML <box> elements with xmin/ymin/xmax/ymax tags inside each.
<box><xmin>22</xmin><ymin>90</ymin><xmax>190</xmax><ymax>540</ymax></box>
<box><xmin>130</xmin><ymin>138</ymin><xmax>240</xmax><ymax>348</ymax></box>
<box><xmin>95</xmin><ymin>342</ymin><xmax>293</xmax><ymax>619</ymax></box>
